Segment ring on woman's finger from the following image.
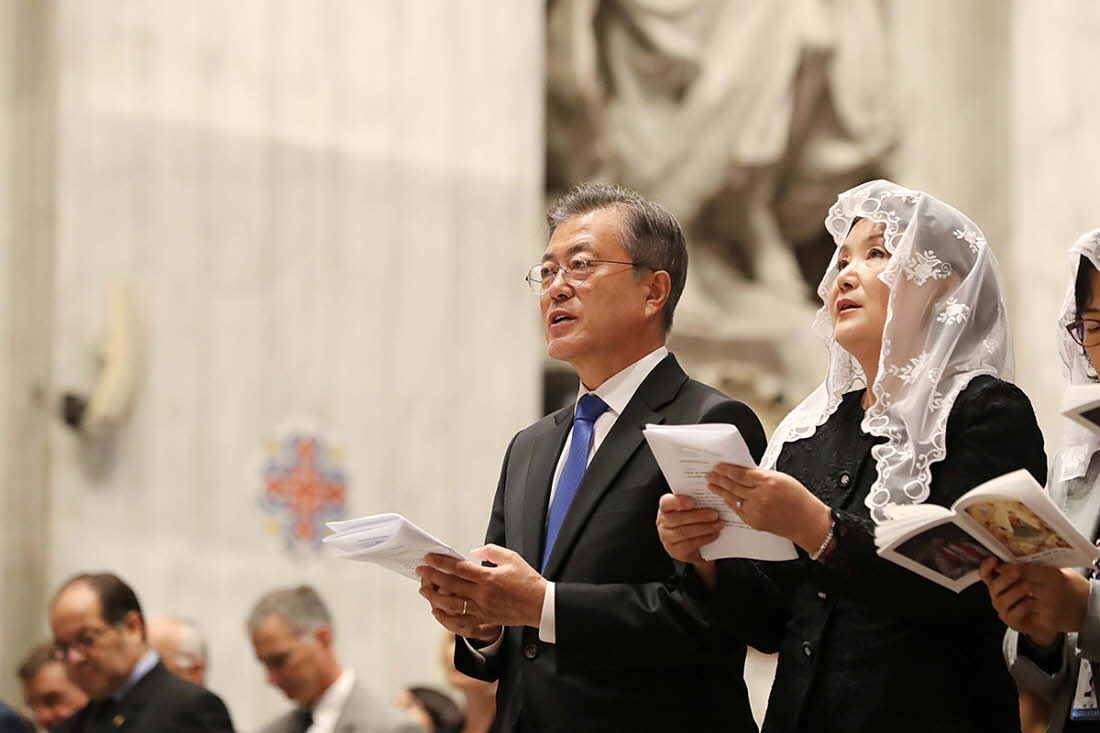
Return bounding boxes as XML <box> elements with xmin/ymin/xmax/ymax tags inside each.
<box><xmin>735</xmin><ymin>499</ymin><xmax>744</xmax><ymax>510</ymax></box>
<box><xmin>462</xmin><ymin>600</ymin><xmax>469</xmax><ymax>615</ymax></box>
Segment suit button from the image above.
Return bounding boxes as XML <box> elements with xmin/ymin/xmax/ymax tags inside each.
<box><xmin>802</xmin><ymin>641</ymin><xmax>813</xmax><ymax>658</ymax></box>
<box><xmin>523</xmin><ymin>643</ymin><xmax>539</xmax><ymax>660</ymax></box>
<box><xmin>839</xmin><ymin>472</ymin><xmax>851</xmax><ymax>488</ymax></box>
<box><xmin>817</xmin><ymin>591</ymin><xmax>828</xmax><ymax>601</ymax></box>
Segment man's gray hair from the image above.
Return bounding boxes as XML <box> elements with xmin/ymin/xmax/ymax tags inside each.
<box><xmin>246</xmin><ymin>585</ymin><xmax>333</xmax><ymax>637</ymax></box>
<box><xmin>546</xmin><ymin>182</ymin><xmax>688</xmax><ymax>330</ymax></box>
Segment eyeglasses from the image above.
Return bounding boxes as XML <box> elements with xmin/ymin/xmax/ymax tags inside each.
<box><xmin>525</xmin><ymin>258</ymin><xmax>638</xmax><ymax>295</ymax></box>
<box><xmin>1067</xmin><ymin>319</ymin><xmax>1100</xmax><ymax>348</ymax></box>
<box><xmin>51</xmin><ymin>625</ymin><xmax>112</xmax><ymax>661</ymax></box>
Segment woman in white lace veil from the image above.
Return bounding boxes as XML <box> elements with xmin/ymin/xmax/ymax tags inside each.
<box><xmin>761</xmin><ymin>178</ymin><xmax>1012</xmax><ymax>522</ymax></box>
<box><xmin>986</xmin><ymin>229</ymin><xmax>1100</xmax><ymax>733</ymax></box>
<box><xmin>655</xmin><ymin>179</ymin><xmax>1047</xmax><ymax>732</ymax></box>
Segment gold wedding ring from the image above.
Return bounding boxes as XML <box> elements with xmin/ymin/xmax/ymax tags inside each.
<box><xmin>462</xmin><ymin>600</ymin><xmax>469</xmax><ymax>615</ymax></box>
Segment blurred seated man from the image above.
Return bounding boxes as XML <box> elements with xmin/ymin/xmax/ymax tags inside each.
<box><xmin>247</xmin><ymin>585</ymin><xmax>417</xmax><ymax>733</ymax></box>
<box><xmin>147</xmin><ymin>615</ymin><xmax>208</xmax><ymax>686</ymax></box>
<box><xmin>49</xmin><ymin>572</ymin><xmax>234</xmax><ymax>732</ymax></box>
<box><xmin>16</xmin><ymin>642</ymin><xmax>88</xmax><ymax>731</ymax></box>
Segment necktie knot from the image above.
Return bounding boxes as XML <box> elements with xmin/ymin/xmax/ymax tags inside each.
<box><xmin>576</xmin><ymin>393</ymin><xmax>609</xmax><ymax>424</ymax></box>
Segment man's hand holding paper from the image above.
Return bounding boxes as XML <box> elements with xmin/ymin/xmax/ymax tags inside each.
<box><xmin>417</xmin><ymin>544</ymin><xmax>547</xmax><ymax>638</ymax></box>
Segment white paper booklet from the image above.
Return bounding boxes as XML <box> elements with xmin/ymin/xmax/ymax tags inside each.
<box><xmin>875</xmin><ymin>469</ymin><xmax>1099</xmax><ymax>592</ymax></box>
<box><xmin>642</xmin><ymin>423</ymin><xmax>798</xmax><ymax>562</ymax></box>
<box><xmin>323</xmin><ymin>513</ymin><xmax>468</xmax><ymax>581</ymax></box>
<box><xmin>1063</xmin><ymin>383</ymin><xmax>1100</xmax><ymax>435</ymax></box>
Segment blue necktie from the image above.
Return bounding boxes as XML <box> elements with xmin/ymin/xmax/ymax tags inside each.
<box><xmin>541</xmin><ymin>393</ymin><xmax>609</xmax><ymax>572</ymax></box>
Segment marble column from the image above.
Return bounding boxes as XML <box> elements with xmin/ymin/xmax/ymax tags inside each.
<box><xmin>1008</xmin><ymin>0</ymin><xmax>1100</xmax><ymax>449</ymax></box>
<box><xmin>0</xmin><ymin>0</ymin><xmax>56</xmax><ymax>708</ymax></box>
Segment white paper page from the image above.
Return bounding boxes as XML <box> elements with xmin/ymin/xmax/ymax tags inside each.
<box><xmin>1063</xmin><ymin>384</ymin><xmax>1100</xmax><ymax>436</ymax></box>
<box><xmin>951</xmin><ymin>469</ymin><xmax>1100</xmax><ymax>568</ymax></box>
<box><xmin>643</xmin><ymin>424</ymin><xmax>797</xmax><ymax>561</ymax></box>
<box><xmin>324</xmin><ymin>513</ymin><xmax>468</xmax><ymax>580</ymax></box>
<box><xmin>874</xmin><ymin>503</ymin><xmax>957</xmax><ymax>551</ymax></box>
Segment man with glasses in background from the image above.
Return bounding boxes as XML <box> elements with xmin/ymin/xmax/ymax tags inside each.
<box><xmin>16</xmin><ymin>641</ymin><xmax>88</xmax><ymax>731</ymax></box>
<box><xmin>417</xmin><ymin>183</ymin><xmax>770</xmax><ymax>732</ymax></box>
<box><xmin>49</xmin><ymin>572</ymin><xmax>234</xmax><ymax>732</ymax></box>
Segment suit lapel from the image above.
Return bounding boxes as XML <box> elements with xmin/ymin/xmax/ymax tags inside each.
<box><xmin>541</xmin><ymin>355</ymin><xmax>687</xmax><ymax>579</ymax></box>
<box><xmin>90</xmin><ymin>662</ymin><xmax>164</xmax><ymax>731</ymax></box>
<box><xmin>520</xmin><ymin>408</ymin><xmax>573</xmax><ymax>569</ymax></box>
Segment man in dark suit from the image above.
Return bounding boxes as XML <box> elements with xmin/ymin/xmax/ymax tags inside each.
<box><xmin>417</xmin><ymin>183</ymin><xmax>768</xmax><ymax>732</ymax></box>
<box><xmin>49</xmin><ymin>572</ymin><xmax>234</xmax><ymax>732</ymax></box>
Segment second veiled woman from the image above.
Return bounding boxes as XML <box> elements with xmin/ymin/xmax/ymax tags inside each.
<box><xmin>985</xmin><ymin>229</ymin><xmax>1100</xmax><ymax>733</ymax></box>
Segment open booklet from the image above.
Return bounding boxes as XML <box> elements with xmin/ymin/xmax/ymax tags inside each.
<box><xmin>323</xmin><ymin>513</ymin><xmax>467</xmax><ymax>580</ymax></box>
<box><xmin>875</xmin><ymin>469</ymin><xmax>1100</xmax><ymax>592</ymax></box>
<box><xmin>642</xmin><ymin>423</ymin><xmax>798</xmax><ymax>562</ymax></box>
<box><xmin>1063</xmin><ymin>383</ymin><xmax>1100</xmax><ymax>435</ymax></box>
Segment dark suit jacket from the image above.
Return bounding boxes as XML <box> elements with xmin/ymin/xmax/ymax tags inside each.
<box><xmin>455</xmin><ymin>354</ymin><xmax>768</xmax><ymax>733</ymax></box>
<box><xmin>55</xmin><ymin>661</ymin><xmax>234</xmax><ymax>733</ymax></box>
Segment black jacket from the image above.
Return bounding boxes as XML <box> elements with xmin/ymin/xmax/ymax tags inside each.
<box><xmin>715</xmin><ymin>375</ymin><xmax>1047</xmax><ymax>733</ymax></box>
<box><xmin>56</xmin><ymin>661</ymin><xmax>234</xmax><ymax>733</ymax></box>
<box><xmin>454</xmin><ymin>354</ymin><xmax>768</xmax><ymax>733</ymax></box>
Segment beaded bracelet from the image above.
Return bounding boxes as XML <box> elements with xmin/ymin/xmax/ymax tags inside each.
<box><xmin>810</xmin><ymin>518</ymin><xmax>836</xmax><ymax>562</ymax></box>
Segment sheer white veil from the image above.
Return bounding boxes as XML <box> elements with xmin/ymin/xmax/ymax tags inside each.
<box><xmin>1054</xmin><ymin>229</ymin><xmax>1100</xmax><ymax>484</ymax></box>
<box><xmin>761</xmin><ymin>180</ymin><xmax>1013</xmax><ymax>523</ymax></box>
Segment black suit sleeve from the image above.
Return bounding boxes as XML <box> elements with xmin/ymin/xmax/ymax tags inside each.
<box><xmin>552</xmin><ymin>400</ymin><xmax>771</xmax><ymax>671</ymax></box>
<box><xmin>807</xmin><ymin>379</ymin><xmax>1047</xmax><ymax>619</ymax></box>
<box><xmin>453</xmin><ymin>433</ymin><xmax>518</xmax><ymax>682</ymax></box>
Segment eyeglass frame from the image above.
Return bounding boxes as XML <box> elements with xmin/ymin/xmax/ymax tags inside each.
<box><xmin>50</xmin><ymin>623</ymin><xmax>117</xmax><ymax>662</ymax></box>
<box><xmin>525</xmin><ymin>258</ymin><xmax>643</xmax><ymax>295</ymax></box>
<box><xmin>1067</xmin><ymin>318</ymin><xmax>1100</xmax><ymax>348</ymax></box>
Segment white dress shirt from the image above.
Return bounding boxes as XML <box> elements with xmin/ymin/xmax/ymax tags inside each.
<box><xmin>468</xmin><ymin>346</ymin><xmax>669</xmax><ymax>657</ymax></box>
<box><xmin>305</xmin><ymin>669</ymin><xmax>355</xmax><ymax>733</ymax></box>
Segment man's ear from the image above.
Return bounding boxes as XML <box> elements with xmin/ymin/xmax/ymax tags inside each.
<box><xmin>645</xmin><ymin>270</ymin><xmax>671</xmax><ymax>320</ymax></box>
<box><xmin>314</xmin><ymin>624</ymin><xmax>334</xmax><ymax>649</ymax></box>
<box><xmin>124</xmin><ymin>610</ymin><xmax>145</xmax><ymax>640</ymax></box>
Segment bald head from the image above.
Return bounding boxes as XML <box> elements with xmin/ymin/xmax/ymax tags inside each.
<box><xmin>147</xmin><ymin>615</ymin><xmax>208</xmax><ymax>686</ymax></box>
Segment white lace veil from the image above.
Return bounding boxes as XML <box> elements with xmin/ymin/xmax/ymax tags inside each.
<box><xmin>761</xmin><ymin>180</ymin><xmax>1013</xmax><ymax>523</ymax></box>
<box><xmin>1054</xmin><ymin>229</ymin><xmax>1100</xmax><ymax>483</ymax></box>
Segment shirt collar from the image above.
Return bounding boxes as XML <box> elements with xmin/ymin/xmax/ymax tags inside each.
<box><xmin>575</xmin><ymin>346</ymin><xmax>669</xmax><ymax>417</ymax></box>
<box><xmin>112</xmin><ymin>649</ymin><xmax>159</xmax><ymax>701</ymax></box>
<box><xmin>311</xmin><ymin>668</ymin><xmax>355</xmax><ymax>717</ymax></box>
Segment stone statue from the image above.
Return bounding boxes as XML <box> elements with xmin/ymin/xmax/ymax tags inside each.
<box><xmin>546</xmin><ymin>0</ymin><xmax>897</xmax><ymax>423</ymax></box>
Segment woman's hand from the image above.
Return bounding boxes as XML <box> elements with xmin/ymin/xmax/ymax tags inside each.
<box><xmin>980</xmin><ymin>557</ymin><xmax>1090</xmax><ymax>646</ymax></box>
<box><xmin>706</xmin><ymin>464</ymin><xmax>832</xmax><ymax>554</ymax></box>
<box><xmin>655</xmin><ymin>493</ymin><xmax>721</xmax><ymax>586</ymax></box>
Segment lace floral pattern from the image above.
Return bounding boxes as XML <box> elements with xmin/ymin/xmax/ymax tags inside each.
<box><xmin>936</xmin><ymin>297</ymin><xmax>971</xmax><ymax>325</ymax></box>
<box><xmin>903</xmin><ymin>250</ymin><xmax>952</xmax><ymax>286</ymax></box>
<box><xmin>953</xmin><ymin>226</ymin><xmax>986</xmax><ymax>254</ymax></box>
<box><xmin>764</xmin><ymin>180</ymin><xmax>1013</xmax><ymax>523</ymax></box>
